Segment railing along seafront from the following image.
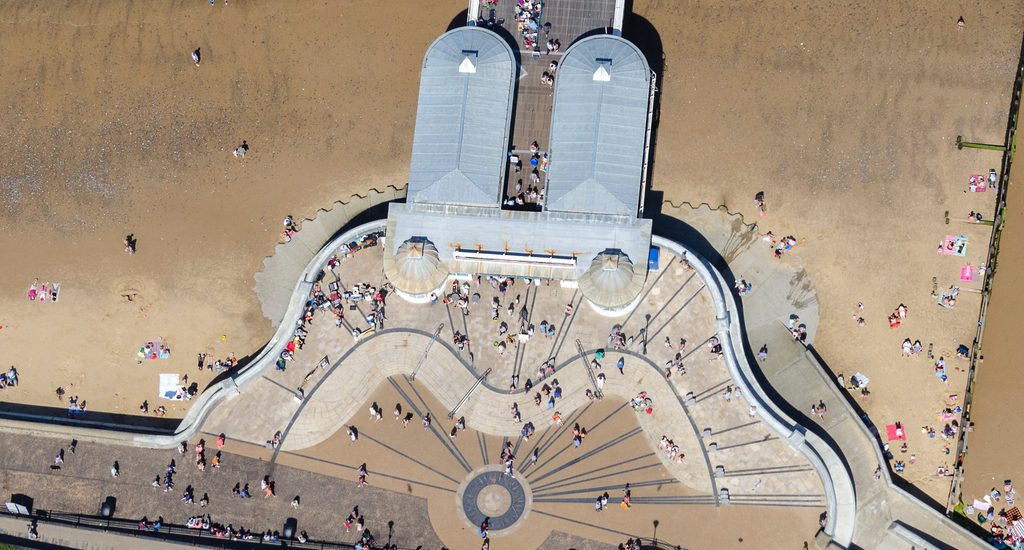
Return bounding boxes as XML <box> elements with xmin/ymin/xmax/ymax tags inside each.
<box><xmin>945</xmin><ymin>35</ymin><xmax>1024</xmax><ymax>516</ymax></box>
<box><xmin>0</xmin><ymin>508</ymin><xmax>418</xmax><ymax>550</ymax></box>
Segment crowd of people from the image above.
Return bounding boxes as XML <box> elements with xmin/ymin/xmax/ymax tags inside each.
<box><xmin>506</xmin><ymin>141</ymin><xmax>549</xmax><ymax>208</ymax></box>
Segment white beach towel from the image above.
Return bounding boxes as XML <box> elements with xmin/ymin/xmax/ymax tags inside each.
<box><xmin>159</xmin><ymin>374</ymin><xmax>182</xmax><ymax>400</ymax></box>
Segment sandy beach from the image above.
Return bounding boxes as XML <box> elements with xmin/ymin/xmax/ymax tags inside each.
<box><xmin>0</xmin><ymin>0</ymin><xmax>461</xmax><ymax>418</ymax></box>
<box><xmin>0</xmin><ymin>0</ymin><xmax>1022</xmax><ymax>514</ymax></box>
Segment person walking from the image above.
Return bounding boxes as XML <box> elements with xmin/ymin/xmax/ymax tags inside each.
<box><xmin>357</xmin><ymin>463</ymin><xmax>369</xmax><ymax>487</ymax></box>
<box><xmin>616</xmin><ymin>357</ymin><xmax>625</xmax><ymax>375</ymax></box>
<box><xmin>758</xmin><ymin>345</ymin><xmax>768</xmax><ymax>362</ymax></box>
<box><xmin>191</xmin><ymin>48</ymin><xmax>201</xmax><ymax>66</ymax></box>
<box><xmin>110</xmin><ymin>461</ymin><xmax>120</xmax><ymax>478</ymax></box>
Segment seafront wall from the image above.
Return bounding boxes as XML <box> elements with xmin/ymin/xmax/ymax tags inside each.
<box><xmin>653</xmin><ymin>236</ymin><xmax>854</xmax><ymax>546</ymax></box>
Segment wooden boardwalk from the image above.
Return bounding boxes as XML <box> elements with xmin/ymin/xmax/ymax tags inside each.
<box><xmin>481</xmin><ymin>0</ymin><xmax>619</xmax><ymax>205</ymax></box>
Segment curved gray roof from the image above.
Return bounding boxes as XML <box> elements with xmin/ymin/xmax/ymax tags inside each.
<box><xmin>545</xmin><ymin>35</ymin><xmax>652</xmax><ymax>216</ymax></box>
<box><xmin>407</xmin><ymin>27</ymin><xmax>516</xmax><ymax>207</ymax></box>
<box><xmin>578</xmin><ymin>250</ymin><xmax>646</xmax><ymax>311</ymax></box>
<box><xmin>382</xmin><ymin>239</ymin><xmax>449</xmax><ymax>296</ymax></box>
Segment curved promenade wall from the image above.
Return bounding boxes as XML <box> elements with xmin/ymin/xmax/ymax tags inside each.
<box><xmin>652</xmin><ymin>236</ymin><xmax>855</xmax><ymax>547</ymax></box>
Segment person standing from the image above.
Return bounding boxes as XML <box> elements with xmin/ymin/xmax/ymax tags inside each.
<box><xmin>616</xmin><ymin>357</ymin><xmax>625</xmax><ymax>375</ymax></box>
<box><xmin>191</xmin><ymin>48</ymin><xmax>201</xmax><ymax>66</ymax></box>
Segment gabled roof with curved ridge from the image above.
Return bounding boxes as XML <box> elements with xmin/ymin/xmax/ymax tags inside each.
<box><xmin>545</xmin><ymin>35</ymin><xmax>652</xmax><ymax>217</ymax></box>
<box><xmin>407</xmin><ymin>27</ymin><xmax>516</xmax><ymax>208</ymax></box>
<box><xmin>577</xmin><ymin>250</ymin><xmax>646</xmax><ymax>310</ymax></box>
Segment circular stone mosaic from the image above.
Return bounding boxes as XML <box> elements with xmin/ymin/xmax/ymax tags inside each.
<box><xmin>456</xmin><ymin>465</ymin><xmax>532</xmax><ymax>534</ymax></box>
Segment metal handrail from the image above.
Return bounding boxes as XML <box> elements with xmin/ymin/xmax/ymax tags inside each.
<box><xmin>448</xmin><ymin>368</ymin><xmax>491</xmax><ymax>419</ymax></box>
<box><xmin>409</xmin><ymin>323</ymin><xmax>445</xmax><ymax>381</ymax></box>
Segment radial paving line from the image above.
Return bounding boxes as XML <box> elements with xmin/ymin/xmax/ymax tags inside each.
<box><xmin>509</xmin><ymin>433</ymin><xmax>527</xmax><ymax>462</ymax></box>
<box><xmin>530</xmin><ymin>509</ymin><xmax>637</xmax><ymax>539</ymax></box>
<box><xmin>722</xmin><ymin>465</ymin><xmax>815</xmax><ymax>477</ymax></box>
<box><xmin>713</xmin><ymin>437</ymin><xmax>779</xmax><ymax>452</ymax></box>
<box><xmin>512</xmin><ymin>285</ymin><xmax>541</xmax><ymax>379</ymax></box>
<box><xmin>647</xmin><ymin>285</ymin><xmax>707</xmax><ymax>342</ymax></box>
<box><xmin>533</xmin><ymin>478</ymin><xmax>682</xmax><ymax>500</ymax></box>
<box><xmin>278</xmin><ymin>451</ymin><xmax>457</xmax><ymax>493</ymax></box>
<box><xmin>260</xmin><ymin>375</ymin><xmax>300</xmax><ymax>395</ymax></box>
<box><xmin>509</xmin><ymin>287</ymin><xmax>529</xmax><ymax>379</ymax></box>
<box><xmin>529</xmin><ymin>452</ymin><xmax>658</xmax><ymax>490</ymax></box>
<box><xmin>692</xmin><ymin>378</ymin><xmax>734</xmax><ymax>402</ymax></box>
<box><xmin>477</xmin><ymin>431</ymin><xmax>489</xmax><ymax>465</ymax></box>
<box><xmin>527</xmin><ymin>402</ymin><xmax>628</xmax><ymax>479</ymax></box>
<box><xmin>354</xmin><ymin>432</ymin><xmax>462</xmax><ymax>485</ymax></box>
<box><xmin>637</xmin><ymin>272</ymin><xmax>693</xmax><ymax>329</ymax></box>
<box><xmin>546</xmin><ymin>290</ymin><xmax>581</xmax><ymax>360</ymax></box>
<box><xmin>389</xmin><ymin>376</ymin><xmax>474</xmax><ymax>471</ymax></box>
<box><xmin>621</xmin><ymin>256</ymin><xmax>678</xmax><ymax>328</ymax></box>
<box><xmin>528</xmin><ymin>427</ymin><xmax>645</xmax><ymax>484</ymax></box>
<box><xmin>532</xmin><ymin>460</ymin><xmax>664</xmax><ymax>493</ymax></box>
<box><xmin>393</xmin><ymin>377</ymin><xmax>474</xmax><ymax>473</ymax></box>
<box><xmin>528</xmin><ymin>403</ymin><xmax>594</xmax><ymax>466</ymax></box>
<box><xmin>707</xmin><ymin>421</ymin><xmax>760</xmax><ymax>437</ymax></box>
<box><xmin>676</xmin><ymin>334</ymin><xmax>715</xmax><ymax>363</ymax></box>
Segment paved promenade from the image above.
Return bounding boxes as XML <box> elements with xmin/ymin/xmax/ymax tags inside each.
<box><xmin>203</xmin><ymin>240</ymin><xmax>827</xmax><ymax>548</ymax></box>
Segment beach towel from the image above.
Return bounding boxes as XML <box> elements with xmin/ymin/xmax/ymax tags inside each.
<box><xmin>851</xmin><ymin>372</ymin><xmax>870</xmax><ymax>388</ymax></box>
<box><xmin>885</xmin><ymin>424</ymin><xmax>907</xmax><ymax>441</ymax></box>
<box><xmin>969</xmin><ymin>174</ymin><xmax>988</xmax><ymax>193</ymax></box>
<box><xmin>974</xmin><ymin>499</ymin><xmax>992</xmax><ymax>513</ymax></box>
<box><xmin>941</xmin><ymin>235</ymin><xmax>955</xmax><ymax>256</ymax></box>
<box><xmin>961</xmin><ymin>265</ymin><xmax>974</xmax><ymax>282</ymax></box>
<box><xmin>1011</xmin><ymin>520</ymin><xmax>1024</xmax><ymax>541</ymax></box>
<box><xmin>954</xmin><ymin>235</ymin><xmax>968</xmax><ymax>257</ymax></box>
<box><xmin>159</xmin><ymin>374</ymin><xmax>182</xmax><ymax>400</ymax></box>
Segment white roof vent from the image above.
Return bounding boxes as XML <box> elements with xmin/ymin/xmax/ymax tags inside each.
<box><xmin>593</xmin><ymin>58</ymin><xmax>612</xmax><ymax>82</ymax></box>
<box><xmin>459</xmin><ymin>50</ymin><xmax>478</xmax><ymax>74</ymax></box>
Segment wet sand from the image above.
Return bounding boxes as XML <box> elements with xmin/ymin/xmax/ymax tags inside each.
<box><xmin>0</xmin><ymin>0</ymin><xmax>1022</xmax><ymax>512</ymax></box>
<box><xmin>959</xmin><ymin>143</ymin><xmax>1024</xmax><ymax>513</ymax></box>
<box><xmin>0</xmin><ymin>0</ymin><xmax>462</xmax><ymax>417</ymax></box>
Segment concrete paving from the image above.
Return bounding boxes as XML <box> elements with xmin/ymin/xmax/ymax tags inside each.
<box><xmin>202</xmin><ymin>239</ymin><xmax>828</xmax><ymax>548</ymax></box>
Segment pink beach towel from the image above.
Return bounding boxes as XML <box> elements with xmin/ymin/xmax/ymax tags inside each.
<box><xmin>886</xmin><ymin>423</ymin><xmax>907</xmax><ymax>441</ymax></box>
<box><xmin>961</xmin><ymin>265</ymin><xmax>974</xmax><ymax>282</ymax></box>
<box><xmin>969</xmin><ymin>174</ymin><xmax>988</xmax><ymax>193</ymax></box>
<box><xmin>940</xmin><ymin>235</ymin><xmax>955</xmax><ymax>256</ymax></box>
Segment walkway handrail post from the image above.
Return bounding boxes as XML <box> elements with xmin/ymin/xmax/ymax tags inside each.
<box><xmin>409</xmin><ymin>324</ymin><xmax>445</xmax><ymax>381</ymax></box>
<box><xmin>575</xmin><ymin>339</ymin><xmax>604</xmax><ymax>399</ymax></box>
<box><xmin>448</xmin><ymin>368</ymin><xmax>491</xmax><ymax>419</ymax></box>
